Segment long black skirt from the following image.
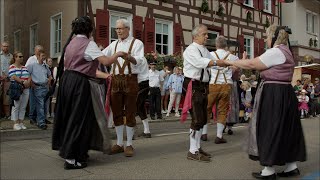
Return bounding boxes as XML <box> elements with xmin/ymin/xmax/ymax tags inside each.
<box><xmin>52</xmin><ymin>70</ymin><xmax>99</xmax><ymax>161</ymax></box>
<box><xmin>250</xmin><ymin>83</ymin><xmax>307</xmax><ymax>166</ymax></box>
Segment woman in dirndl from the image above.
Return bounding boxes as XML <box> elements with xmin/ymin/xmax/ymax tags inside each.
<box><xmin>226</xmin><ymin>24</ymin><xmax>306</xmax><ymax>179</ymax></box>
<box><xmin>52</xmin><ymin>16</ymin><xmax>127</xmax><ymax>170</ymax></box>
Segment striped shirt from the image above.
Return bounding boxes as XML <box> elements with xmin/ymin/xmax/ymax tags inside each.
<box><xmin>8</xmin><ymin>65</ymin><xmax>30</xmax><ymax>81</ymax></box>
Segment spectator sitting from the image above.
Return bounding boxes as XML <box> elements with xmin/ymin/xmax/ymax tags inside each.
<box><xmin>293</xmin><ymin>80</ymin><xmax>303</xmax><ymax>95</ymax></box>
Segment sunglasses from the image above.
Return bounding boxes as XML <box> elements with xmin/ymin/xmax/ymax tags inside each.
<box><xmin>18</xmin><ymin>56</ymin><xmax>23</xmax><ymax>58</ymax></box>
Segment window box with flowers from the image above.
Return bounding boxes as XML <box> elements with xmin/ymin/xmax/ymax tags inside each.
<box><xmin>145</xmin><ymin>53</ymin><xmax>184</xmax><ymax>70</ymax></box>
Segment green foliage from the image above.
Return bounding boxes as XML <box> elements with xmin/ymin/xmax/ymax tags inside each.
<box><xmin>264</xmin><ymin>18</ymin><xmax>270</xmax><ymax>28</ymax></box>
<box><xmin>246</xmin><ymin>11</ymin><xmax>252</xmax><ymax>23</ymax></box>
<box><xmin>200</xmin><ymin>0</ymin><xmax>209</xmax><ymax>13</ymax></box>
<box><xmin>217</xmin><ymin>4</ymin><xmax>224</xmax><ymax>16</ymax></box>
<box><xmin>145</xmin><ymin>53</ymin><xmax>184</xmax><ymax>70</ymax></box>
<box><xmin>309</xmin><ymin>38</ymin><xmax>313</xmax><ymax>47</ymax></box>
<box><xmin>313</xmin><ymin>38</ymin><xmax>318</xmax><ymax>47</ymax></box>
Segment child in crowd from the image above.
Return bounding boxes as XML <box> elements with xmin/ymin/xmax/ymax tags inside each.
<box><xmin>298</xmin><ymin>89</ymin><xmax>309</xmax><ymax>118</ymax></box>
<box><xmin>240</xmin><ymin>81</ymin><xmax>252</xmax><ymax>122</ymax></box>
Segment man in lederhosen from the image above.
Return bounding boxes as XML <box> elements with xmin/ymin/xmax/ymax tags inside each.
<box><xmin>181</xmin><ymin>24</ymin><xmax>228</xmax><ymax>162</ymax></box>
<box><xmin>102</xmin><ymin>19</ymin><xmax>144</xmax><ymax>157</ymax></box>
<box><xmin>201</xmin><ymin>36</ymin><xmax>239</xmax><ymax>143</ymax></box>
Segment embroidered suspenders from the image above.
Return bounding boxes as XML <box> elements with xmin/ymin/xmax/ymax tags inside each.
<box><xmin>112</xmin><ymin>38</ymin><xmax>136</xmax><ymax>75</ymax></box>
<box><xmin>213</xmin><ymin>51</ymin><xmax>230</xmax><ymax>84</ymax></box>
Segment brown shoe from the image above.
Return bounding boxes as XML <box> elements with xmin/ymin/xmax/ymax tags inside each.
<box><xmin>199</xmin><ymin>148</ymin><xmax>212</xmax><ymax>158</ymax></box>
<box><xmin>108</xmin><ymin>145</ymin><xmax>124</xmax><ymax>155</ymax></box>
<box><xmin>214</xmin><ymin>137</ymin><xmax>227</xmax><ymax>144</ymax></box>
<box><xmin>201</xmin><ymin>134</ymin><xmax>208</xmax><ymax>141</ymax></box>
<box><xmin>187</xmin><ymin>151</ymin><xmax>210</xmax><ymax>162</ymax></box>
<box><xmin>124</xmin><ymin>145</ymin><xmax>134</xmax><ymax>157</ymax></box>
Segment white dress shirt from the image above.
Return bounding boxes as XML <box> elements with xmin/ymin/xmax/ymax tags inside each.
<box><xmin>149</xmin><ymin>69</ymin><xmax>164</xmax><ymax>87</ymax></box>
<box><xmin>137</xmin><ymin>58</ymin><xmax>149</xmax><ymax>83</ymax></box>
<box><xmin>183</xmin><ymin>42</ymin><xmax>212</xmax><ymax>82</ymax></box>
<box><xmin>210</xmin><ymin>49</ymin><xmax>239</xmax><ymax>84</ymax></box>
<box><xmin>25</xmin><ymin>55</ymin><xmax>38</xmax><ymax>67</ymax></box>
<box><xmin>102</xmin><ymin>36</ymin><xmax>144</xmax><ymax>75</ymax></box>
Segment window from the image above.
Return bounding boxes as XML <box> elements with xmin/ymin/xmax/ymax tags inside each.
<box><xmin>155</xmin><ymin>20</ymin><xmax>173</xmax><ymax>55</ymax></box>
<box><xmin>14</xmin><ymin>30</ymin><xmax>21</xmax><ymax>52</ymax></box>
<box><xmin>244</xmin><ymin>0</ymin><xmax>253</xmax><ymax>7</ymax></box>
<box><xmin>263</xmin><ymin>0</ymin><xmax>272</xmax><ymax>13</ymax></box>
<box><xmin>244</xmin><ymin>36</ymin><xmax>254</xmax><ymax>59</ymax></box>
<box><xmin>306</xmin><ymin>11</ymin><xmax>317</xmax><ymax>34</ymax></box>
<box><xmin>110</xmin><ymin>12</ymin><xmax>132</xmax><ymax>43</ymax></box>
<box><xmin>30</xmin><ymin>23</ymin><xmax>38</xmax><ymax>55</ymax></box>
<box><xmin>207</xmin><ymin>30</ymin><xmax>219</xmax><ymax>51</ymax></box>
<box><xmin>208</xmin><ymin>30</ymin><xmax>219</xmax><ymax>41</ymax></box>
<box><xmin>50</xmin><ymin>13</ymin><xmax>62</xmax><ymax>57</ymax></box>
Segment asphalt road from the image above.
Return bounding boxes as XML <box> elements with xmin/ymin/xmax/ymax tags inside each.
<box><xmin>1</xmin><ymin>117</ymin><xmax>319</xmax><ymax>179</ymax></box>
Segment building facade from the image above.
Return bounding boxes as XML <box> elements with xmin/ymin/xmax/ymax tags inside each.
<box><xmin>3</xmin><ymin>0</ymin><xmax>281</xmax><ymax>62</ymax></box>
<box><xmin>281</xmin><ymin>0</ymin><xmax>320</xmax><ymax>65</ymax></box>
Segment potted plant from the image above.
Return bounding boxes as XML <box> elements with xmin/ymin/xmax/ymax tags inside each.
<box><xmin>200</xmin><ymin>0</ymin><xmax>209</xmax><ymax>13</ymax></box>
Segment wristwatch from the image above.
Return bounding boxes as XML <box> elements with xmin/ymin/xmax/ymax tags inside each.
<box><xmin>213</xmin><ymin>60</ymin><xmax>217</xmax><ymax>66</ymax></box>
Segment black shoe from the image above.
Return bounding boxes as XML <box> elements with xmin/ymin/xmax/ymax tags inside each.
<box><xmin>277</xmin><ymin>168</ymin><xmax>300</xmax><ymax>177</ymax></box>
<box><xmin>157</xmin><ymin>116</ymin><xmax>163</xmax><ymax>119</ymax></box>
<box><xmin>201</xmin><ymin>134</ymin><xmax>208</xmax><ymax>141</ymax></box>
<box><xmin>214</xmin><ymin>137</ymin><xmax>227</xmax><ymax>144</ymax></box>
<box><xmin>64</xmin><ymin>161</ymin><xmax>87</xmax><ymax>170</ymax></box>
<box><xmin>45</xmin><ymin>119</ymin><xmax>52</xmax><ymax>124</ymax></box>
<box><xmin>139</xmin><ymin>132</ymin><xmax>152</xmax><ymax>138</ymax></box>
<box><xmin>252</xmin><ymin>172</ymin><xmax>277</xmax><ymax>179</ymax></box>
<box><xmin>227</xmin><ymin>129</ymin><xmax>233</xmax><ymax>135</ymax></box>
<box><xmin>39</xmin><ymin>124</ymin><xmax>47</xmax><ymax>130</ymax></box>
<box><xmin>30</xmin><ymin>120</ymin><xmax>37</xmax><ymax>125</ymax></box>
<box><xmin>150</xmin><ymin>116</ymin><xmax>155</xmax><ymax>120</ymax></box>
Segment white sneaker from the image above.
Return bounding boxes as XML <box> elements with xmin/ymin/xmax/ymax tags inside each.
<box><xmin>19</xmin><ymin>123</ymin><xmax>27</xmax><ymax>130</ymax></box>
<box><xmin>162</xmin><ymin>110</ymin><xmax>166</xmax><ymax>114</ymax></box>
<box><xmin>166</xmin><ymin>113</ymin><xmax>170</xmax><ymax>117</ymax></box>
<box><xmin>175</xmin><ymin>113</ymin><xmax>180</xmax><ymax>117</ymax></box>
<box><xmin>13</xmin><ymin>123</ymin><xmax>22</xmax><ymax>130</ymax></box>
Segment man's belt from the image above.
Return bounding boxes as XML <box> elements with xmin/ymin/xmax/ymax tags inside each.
<box><xmin>33</xmin><ymin>82</ymin><xmax>47</xmax><ymax>87</ymax></box>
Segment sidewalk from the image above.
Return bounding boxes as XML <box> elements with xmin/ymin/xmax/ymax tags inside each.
<box><xmin>0</xmin><ymin>113</ymin><xmax>191</xmax><ymax>141</ymax></box>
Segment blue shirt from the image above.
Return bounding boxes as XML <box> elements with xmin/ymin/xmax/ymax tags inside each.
<box><xmin>27</xmin><ymin>62</ymin><xmax>51</xmax><ymax>84</ymax></box>
<box><xmin>167</xmin><ymin>74</ymin><xmax>184</xmax><ymax>93</ymax></box>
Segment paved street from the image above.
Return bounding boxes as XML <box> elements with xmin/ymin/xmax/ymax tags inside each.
<box><xmin>1</xmin><ymin>117</ymin><xmax>319</xmax><ymax>179</ymax></box>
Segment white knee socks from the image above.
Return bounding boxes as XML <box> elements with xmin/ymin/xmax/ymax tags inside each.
<box><xmin>189</xmin><ymin>129</ymin><xmax>199</xmax><ymax>154</ymax></box>
<box><xmin>202</xmin><ymin>124</ymin><xmax>208</xmax><ymax>135</ymax></box>
<box><xmin>196</xmin><ymin>128</ymin><xmax>203</xmax><ymax>149</ymax></box>
<box><xmin>126</xmin><ymin>126</ymin><xmax>134</xmax><ymax>146</ymax></box>
<box><xmin>115</xmin><ymin>125</ymin><xmax>124</xmax><ymax>146</ymax></box>
<box><xmin>142</xmin><ymin>119</ymin><xmax>150</xmax><ymax>133</ymax></box>
<box><xmin>261</xmin><ymin>166</ymin><xmax>275</xmax><ymax>176</ymax></box>
<box><xmin>284</xmin><ymin>162</ymin><xmax>297</xmax><ymax>172</ymax></box>
<box><xmin>217</xmin><ymin>123</ymin><xmax>225</xmax><ymax>138</ymax></box>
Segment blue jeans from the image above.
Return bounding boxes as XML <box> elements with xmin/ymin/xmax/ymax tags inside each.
<box><xmin>29</xmin><ymin>88</ymin><xmax>37</xmax><ymax>121</ymax></box>
<box><xmin>32</xmin><ymin>86</ymin><xmax>48</xmax><ymax>126</ymax></box>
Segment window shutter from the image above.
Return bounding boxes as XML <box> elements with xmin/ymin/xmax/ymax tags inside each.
<box><xmin>254</xmin><ymin>38</ymin><xmax>259</xmax><ymax>58</ymax></box>
<box><xmin>133</xmin><ymin>16</ymin><xmax>143</xmax><ymax>41</ymax></box>
<box><xmin>253</xmin><ymin>0</ymin><xmax>259</xmax><ymax>9</ymax></box>
<box><xmin>271</xmin><ymin>0</ymin><xmax>276</xmax><ymax>14</ymax></box>
<box><xmin>258</xmin><ymin>0</ymin><xmax>264</xmax><ymax>10</ymax></box>
<box><xmin>144</xmin><ymin>17</ymin><xmax>155</xmax><ymax>53</ymax></box>
<box><xmin>238</xmin><ymin>35</ymin><xmax>244</xmax><ymax>58</ymax></box>
<box><xmin>237</xmin><ymin>0</ymin><xmax>244</xmax><ymax>4</ymax></box>
<box><xmin>95</xmin><ymin>9</ymin><xmax>109</xmax><ymax>48</ymax></box>
<box><xmin>259</xmin><ymin>39</ymin><xmax>265</xmax><ymax>55</ymax></box>
<box><xmin>174</xmin><ymin>23</ymin><xmax>182</xmax><ymax>54</ymax></box>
